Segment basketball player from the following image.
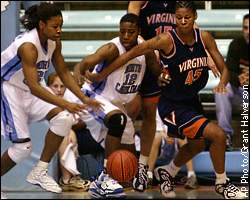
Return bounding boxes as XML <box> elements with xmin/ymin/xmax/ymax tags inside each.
<box><xmin>1</xmin><ymin>2</ymin><xmax>102</xmax><ymax>197</ymax></box>
<box><xmin>83</xmin><ymin>1</ymin><xmax>245</xmax><ymax>199</ymax></box>
<box><xmin>127</xmin><ymin>1</ymin><xmax>177</xmax><ymax>192</ymax></box>
<box><xmin>72</xmin><ymin>13</ymin><xmax>161</xmax><ymax>198</ymax></box>
<box><xmin>128</xmin><ymin>1</ymin><xmax>198</xmax><ymax>191</ymax></box>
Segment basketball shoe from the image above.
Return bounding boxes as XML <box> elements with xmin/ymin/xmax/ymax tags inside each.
<box><xmin>154</xmin><ymin>166</ymin><xmax>176</xmax><ymax>198</ymax></box>
<box><xmin>132</xmin><ymin>163</ymin><xmax>148</xmax><ymax>192</ymax></box>
<box><xmin>215</xmin><ymin>179</ymin><xmax>246</xmax><ymax>199</ymax></box>
<box><xmin>59</xmin><ymin>176</ymin><xmax>90</xmax><ymax>191</ymax></box>
<box><xmin>185</xmin><ymin>175</ymin><xmax>199</xmax><ymax>189</ymax></box>
<box><xmin>88</xmin><ymin>170</ymin><xmax>125</xmax><ymax>198</ymax></box>
<box><xmin>26</xmin><ymin>166</ymin><xmax>62</xmax><ymax>193</ymax></box>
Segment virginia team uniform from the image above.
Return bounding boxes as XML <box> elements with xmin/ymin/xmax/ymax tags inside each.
<box><xmin>158</xmin><ymin>28</ymin><xmax>210</xmax><ymax>139</ymax></box>
<box><xmin>1</xmin><ymin>28</ymin><xmax>57</xmax><ymax>142</ymax></box>
<box><xmin>138</xmin><ymin>1</ymin><xmax>176</xmax><ymax>99</ymax></box>
<box><xmin>65</xmin><ymin>37</ymin><xmax>146</xmax><ymax>146</ymax></box>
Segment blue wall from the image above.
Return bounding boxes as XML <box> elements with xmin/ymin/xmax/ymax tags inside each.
<box><xmin>1</xmin><ymin>1</ymin><xmax>40</xmax><ymax>52</ymax></box>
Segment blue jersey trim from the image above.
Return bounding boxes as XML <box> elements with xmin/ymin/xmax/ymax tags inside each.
<box><xmin>90</xmin><ymin>61</ymin><xmax>108</xmax><ymax>94</ymax></box>
<box><xmin>1</xmin><ymin>82</ymin><xmax>18</xmax><ymax>141</ymax></box>
<box><xmin>1</xmin><ymin>55</ymin><xmax>22</xmax><ymax>81</ymax></box>
<box><xmin>82</xmin><ymin>89</ymin><xmax>106</xmax><ymax>124</ymax></box>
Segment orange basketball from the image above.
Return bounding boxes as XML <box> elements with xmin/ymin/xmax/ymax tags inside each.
<box><xmin>106</xmin><ymin>150</ymin><xmax>138</xmax><ymax>182</ymax></box>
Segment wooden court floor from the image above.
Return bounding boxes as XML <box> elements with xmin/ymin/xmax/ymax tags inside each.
<box><xmin>4</xmin><ymin>185</ymin><xmax>246</xmax><ymax>199</ymax></box>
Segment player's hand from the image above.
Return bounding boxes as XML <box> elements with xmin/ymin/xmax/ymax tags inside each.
<box><xmin>85</xmin><ymin>70</ymin><xmax>103</xmax><ymax>83</ymax></box>
<box><xmin>207</xmin><ymin>53</ymin><xmax>221</xmax><ymax>78</ymax></box>
<box><xmin>208</xmin><ymin>64</ymin><xmax>221</xmax><ymax>78</ymax></box>
<box><xmin>64</xmin><ymin>102</ymin><xmax>88</xmax><ymax>114</ymax></box>
<box><xmin>84</xmin><ymin>97</ymin><xmax>104</xmax><ymax>112</ymax></box>
<box><xmin>158</xmin><ymin>69</ymin><xmax>171</xmax><ymax>87</ymax></box>
<box><xmin>213</xmin><ymin>82</ymin><xmax>227</xmax><ymax>94</ymax></box>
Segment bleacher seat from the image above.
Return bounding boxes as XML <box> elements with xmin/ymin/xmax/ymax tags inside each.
<box><xmin>60</xmin><ymin>9</ymin><xmax>248</xmax><ymax>32</ymax></box>
<box><xmin>20</xmin><ymin>9</ymin><xmax>247</xmax><ymax>33</ymax></box>
<box><xmin>61</xmin><ymin>39</ymin><xmax>232</xmax><ymax>62</ymax></box>
<box><xmin>196</xmin><ymin>9</ymin><xmax>248</xmax><ymax>31</ymax></box>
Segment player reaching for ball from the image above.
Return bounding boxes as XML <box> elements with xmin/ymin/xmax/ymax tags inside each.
<box><xmin>66</xmin><ymin>13</ymin><xmax>162</xmax><ymax>198</ymax></box>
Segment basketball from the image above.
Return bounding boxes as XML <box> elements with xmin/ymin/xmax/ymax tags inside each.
<box><xmin>106</xmin><ymin>150</ymin><xmax>138</xmax><ymax>182</ymax></box>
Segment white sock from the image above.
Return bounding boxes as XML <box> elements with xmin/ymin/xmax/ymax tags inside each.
<box><xmin>215</xmin><ymin>171</ymin><xmax>228</xmax><ymax>185</ymax></box>
<box><xmin>37</xmin><ymin>160</ymin><xmax>49</xmax><ymax>169</ymax></box>
<box><xmin>187</xmin><ymin>170</ymin><xmax>196</xmax><ymax>178</ymax></box>
<box><xmin>139</xmin><ymin>154</ymin><xmax>148</xmax><ymax>165</ymax></box>
<box><xmin>147</xmin><ymin>171</ymin><xmax>153</xmax><ymax>179</ymax></box>
<box><xmin>163</xmin><ymin>160</ymin><xmax>180</xmax><ymax>177</ymax></box>
<box><xmin>101</xmin><ymin>159</ymin><xmax>108</xmax><ymax>174</ymax></box>
<box><xmin>103</xmin><ymin>159</ymin><xmax>107</xmax><ymax>168</ymax></box>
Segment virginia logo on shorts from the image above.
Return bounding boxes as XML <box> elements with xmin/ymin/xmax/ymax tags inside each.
<box><xmin>1</xmin><ymin>1</ymin><xmax>10</xmax><ymax>12</ymax></box>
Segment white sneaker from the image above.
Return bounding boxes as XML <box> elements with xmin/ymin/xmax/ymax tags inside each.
<box><xmin>26</xmin><ymin>167</ymin><xmax>62</xmax><ymax>193</ymax></box>
<box><xmin>154</xmin><ymin>166</ymin><xmax>176</xmax><ymax>198</ymax></box>
<box><xmin>88</xmin><ymin>171</ymin><xmax>125</xmax><ymax>198</ymax></box>
<box><xmin>1</xmin><ymin>191</ymin><xmax>7</xmax><ymax>199</ymax></box>
<box><xmin>132</xmin><ymin>163</ymin><xmax>148</xmax><ymax>192</ymax></box>
<box><xmin>215</xmin><ymin>179</ymin><xmax>247</xmax><ymax>199</ymax></box>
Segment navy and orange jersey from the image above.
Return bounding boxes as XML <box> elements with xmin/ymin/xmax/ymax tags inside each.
<box><xmin>139</xmin><ymin>1</ymin><xmax>176</xmax><ymax>40</ymax></box>
<box><xmin>160</xmin><ymin>28</ymin><xmax>209</xmax><ymax>101</ymax></box>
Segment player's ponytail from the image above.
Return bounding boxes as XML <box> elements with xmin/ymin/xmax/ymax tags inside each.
<box><xmin>20</xmin><ymin>2</ymin><xmax>62</xmax><ymax>31</ymax></box>
<box><xmin>20</xmin><ymin>4</ymin><xmax>39</xmax><ymax>30</ymax></box>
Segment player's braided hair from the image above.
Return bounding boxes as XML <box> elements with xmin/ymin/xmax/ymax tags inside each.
<box><xmin>176</xmin><ymin>1</ymin><xmax>197</xmax><ymax>13</ymax></box>
<box><xmin>120</xmin><ymin>13</ymin><xmax>140</xmax><ymax>27</ymax></box>
<box><xmin>20</xmin><ymin>2</ymin><xmax>62</xmax><ymax>31</ymax></box>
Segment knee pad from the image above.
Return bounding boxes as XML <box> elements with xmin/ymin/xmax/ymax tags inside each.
<box><xmin>8</xmin><ymin>141</ymin><xmax>32</xmax><ymax>163</ymax></box>
<box><xmin>105</xmin><ymin>113</ymin><xmax>127</xmax><ymax>138</ymax></box>
<box><xmin>49</xmin><ymin>110</ymin><xmax>75</xmax><ymax>137</ymax></box>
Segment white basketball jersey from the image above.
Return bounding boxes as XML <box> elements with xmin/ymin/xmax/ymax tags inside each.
<box><xmin>83</xmin><ymin>37</ymin><xmax>146</xmax><ymax>104</ymax></box>
<box><xmin>1</xmin><ymin>28</ymin><xmax>56</xmax><ymax>91</ymax></box>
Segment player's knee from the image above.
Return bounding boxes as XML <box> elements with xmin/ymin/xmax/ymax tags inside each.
<box><xmin>49</xmin><ymin>110</ymin><xmax>75</xmax><ymax>137</ymax></box>
<box><xmin>8</xmin><ymin>141</ymin><xmax>32</xmax><ymax>163</ymax></box>
<box><xmin>105</xmin><ymin>113</ymin><xmax>127</xmax><ymax>138</ymax></box>
<box><xmin>210</xmin><ymin>125</ymin><xmax>226</xmax><ymax>143</ymax></box>
<box><xmin>215</xmin><ymin>130</ymin><xmax>227</xmax><ymax>145</ymax></box>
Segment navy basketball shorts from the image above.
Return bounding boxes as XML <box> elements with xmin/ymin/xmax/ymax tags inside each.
<box><xmin>158</xmin><ymin>97</ymin><xmax>210</xmax><ymax>139</ymax></box>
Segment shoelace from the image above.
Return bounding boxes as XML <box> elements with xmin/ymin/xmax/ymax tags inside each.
<box><xmin>137</xmin><ymin>164</ymin><xmax>147</xmax><ymax>184</ymax></box>
<box><xmin>159</xmin><ymin>169</ymin><xmax>172</xmax><ymax>182</ymax></box>
<box><xmin>226</xmin><ymin>182</ymin><xmax>240</xmax><ymax>193</ymax></box>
